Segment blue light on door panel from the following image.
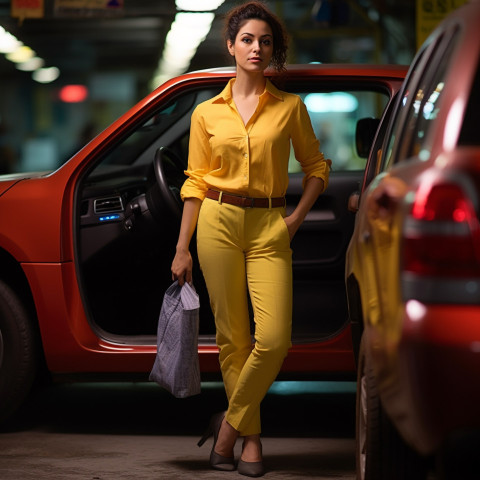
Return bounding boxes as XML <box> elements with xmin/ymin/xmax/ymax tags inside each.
<box><xmin>99</xmin><ymin>214</ymin><xmax>120</xmax><ymax>222</ymax></box>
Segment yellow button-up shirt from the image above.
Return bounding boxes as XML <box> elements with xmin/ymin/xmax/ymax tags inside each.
<box><xmin>180</xmin><ymin>78</ymin><xmax>330</xmax><ymax>201</ymax></box>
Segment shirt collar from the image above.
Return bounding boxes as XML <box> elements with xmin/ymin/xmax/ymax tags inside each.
<box><xmin>213</xmin><ymin>77</ymin><xmax>284</xmax><ymax>104</ymax></box>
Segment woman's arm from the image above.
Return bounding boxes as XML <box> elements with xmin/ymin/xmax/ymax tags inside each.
<box><xmin>171</xmin><ymin>197</ymin><xmax>202</xmax><ymax>286</ymax></box>
<box><xmin>283</xmin><ymin>176</ymin><xmax>325</xmax><ymax>241</ymax></box>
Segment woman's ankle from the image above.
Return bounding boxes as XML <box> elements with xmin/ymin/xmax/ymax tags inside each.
<box><xmin>214</xmin><ymin>417</ymin><xmax>238</xmax><ymax>457</ymax></box>
<box><xmin>241</xmin><ymin>434</ymin><xmax>262</xmax><ymax>462</ymax></box>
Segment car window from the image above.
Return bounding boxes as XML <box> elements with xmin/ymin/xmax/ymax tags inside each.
<box><xmin>86</xmin><ymin>89</ymin><xmax>210</xmax><ymax>175</ymax></box>
<box><xmin>85</xmin><ymin>85</ymin><xmax>388</xmax><ymax>183</ymax></box>
<box><xmin>381</xmin><ymin>29</ymin><xmax>458</xmax><ymax>170</ymax></box>
<box><xmin>293</xmin><ymin>90</ymin><xmax>388</xmax><ymax>173</ymax></box>
<box><xmin>458</xmin><ymin>53</ymin><xmax>480</xmax><ymax>146</ymax></box>
<box><xmin>401</xmin><ymin>32</ymin><xmax>458</xmax><ymax>162</ymax></box>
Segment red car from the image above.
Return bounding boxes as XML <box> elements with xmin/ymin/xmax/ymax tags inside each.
<box><xmin>346</xmin><ymin>2</ymin><xmax>480</xmax><ymax>479</ymax></box>
<box><xmin>0</xmin><ymin>64</ymin><xmax>407</xmax><ymax>423</ymax></box>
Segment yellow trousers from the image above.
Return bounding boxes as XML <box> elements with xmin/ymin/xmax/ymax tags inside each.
<box><xmin>197</xmin><ymin>197</ymin><xmax>293</xmax><ymax>436</ymax></box>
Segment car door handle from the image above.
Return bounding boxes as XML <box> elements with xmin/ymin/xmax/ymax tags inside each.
<box><xmin>369</xmin><ymin>177</ymin><xmax>407</xmax><ymax>217</ymax></box>
<box><xmin>348</xmin><ymin>192</ymin><xmax>360</xmax><ymax>212</ymax></box>
<box><xmin>362</xmin><ymin>230</ymin><xmax>371</xmax><ymax>242</ymax></box>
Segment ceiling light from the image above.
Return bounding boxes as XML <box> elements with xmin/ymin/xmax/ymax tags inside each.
<box><xmin>0</xmin><ymin>25</ymin><xmax>60</xmax><ymax>83</ymax></box>
<box><xmin>304</xmin><ymin>92</ymin><xmax>359</xmax><ymax>113</ymax></box>
<box><xmin>176</xmin><ymin>0</ymin><xmax>225</xmax><ymax>11</ymax></box>
<box><xmin>16</xmin><ymin>56</ymin><xmax>45</xmax><ymax>71</ymax></box>
<box><xmin>152</xmin><ymin>2</ymin><xmax>225</xmax><ymax>89</ymax></box>
<box><xmin>6</xmin><ymin>45</ymin><xmax>35</xmax><ymax>63</ymax></box>
<box><xmin>167</xmin><ymin>12</ymin><xmax>215</xmax><ymax>45</ymax></box>
<box><xmin>32</xmin><ymin>66</ymin><xmax>60</xmax><ymax>84</ymax></box>
<box><xmin>152</xmin><ymin>11</ymin><xmax>215</xmax><ymax>88</ymax></box>
<box><xmin>0</xmin><ymin>28</ymin><xmax>23</xmax><ymax>54</ymax></box>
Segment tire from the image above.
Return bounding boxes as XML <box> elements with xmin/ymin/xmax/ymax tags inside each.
<box><xmin>0</xmin><ymin>279</ymin><xmax>38</xmax><ymax>424</ymax></box>
<box><xmin>356</xmin><ymin>334</ymin><xmax>429</xmax><ymax>480</ymax></box>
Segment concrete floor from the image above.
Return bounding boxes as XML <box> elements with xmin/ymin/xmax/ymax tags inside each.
<box><xmin>0</xmin><ymin>432</ymin><xmax>356</xmax><ymax>479</ymax></box>
<box><xmin>0</xmin><ymin>381</ymin><xmax>357</xmax><ymax>479</ymax></box>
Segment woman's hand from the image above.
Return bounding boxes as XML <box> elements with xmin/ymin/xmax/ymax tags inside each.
<box><xmin>284</xmin><ymin>176</ymin><xmax>326</xmax><ymax>241</ymax></box>
<box><xmin>171</xmin><ymin>247</ymin><xmax>192</xmax><ymax>286</ymax></box>
<box><xmin>171</xmin><ymin>197</ymin><xmax>202</xmax><ymax>286</ymax></box>
<box><xmin>283</xmin><ymin>214</ymin><xmax>302</xmax><ymax>242</ymax></box>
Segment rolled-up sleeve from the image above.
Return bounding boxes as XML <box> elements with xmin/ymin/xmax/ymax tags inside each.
<box><xmin>291</xmin><ymin>98</ymin><xmax>330</xmax><ymax>192</ymax></box>
<box><xmin>180</xmin><ymin>107</ymin><xmax>211</xmax><ymax>201</ymax></box>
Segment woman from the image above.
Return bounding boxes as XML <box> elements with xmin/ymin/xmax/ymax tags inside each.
<box><xmin>171</xmin><ymin>1</ymin><xmax>330</xmax><ymax>477</ymax></box>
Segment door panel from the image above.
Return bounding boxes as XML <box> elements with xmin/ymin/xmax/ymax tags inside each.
<box><xmin>285</xmin><ymin>88</ymin><xmax>389</xmax><ymax>342</ymax></box>
<box><xmin>287</xmin><ymin>172</ymin><xmax>363</xmax><ymax>340</ymax></box>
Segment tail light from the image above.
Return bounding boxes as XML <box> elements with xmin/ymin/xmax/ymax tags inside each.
<box><xmin>402</xmin><ymin>180</ymin><xmax>480</xmax><ymax>303</ymax></box>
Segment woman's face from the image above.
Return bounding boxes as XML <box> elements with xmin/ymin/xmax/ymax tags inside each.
<box><xmin>227</xmin><ymin>19</ymin><xmax>273</xmax><ymax>73</ymax></box>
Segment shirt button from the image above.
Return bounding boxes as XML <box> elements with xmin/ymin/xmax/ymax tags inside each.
<box><xmin>244</xmin><ymin>153</ymin><xmax>248</xmax><ymax>158</ymax></box>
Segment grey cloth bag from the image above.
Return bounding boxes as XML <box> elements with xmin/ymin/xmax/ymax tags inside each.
<box><xmin>149</xmin><ymin>281</ymin><xmax>201</xmax><ymax>398</ymax></box>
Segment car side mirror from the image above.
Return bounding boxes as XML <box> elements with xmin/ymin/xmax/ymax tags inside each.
<box><xmin>356</xmin><ymin>117</ymin><xmax>380</xmax><ymax>158</ymax></box>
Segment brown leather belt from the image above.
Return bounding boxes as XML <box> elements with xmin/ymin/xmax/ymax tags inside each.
<box><xmin>206</xmin><ymin>189</ymin><xmax>285</xmax><ymax>208</ymax></box>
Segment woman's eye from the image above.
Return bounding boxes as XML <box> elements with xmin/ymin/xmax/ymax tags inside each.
<box><xmin>242</xmin><ymin>38</ymin><xmax>251</xmax><ymax>43</ymax></box>
<box><xmin>262</xmin><ymin>40</ymin><xmax>271</xmax><ymax>46</ymax></box>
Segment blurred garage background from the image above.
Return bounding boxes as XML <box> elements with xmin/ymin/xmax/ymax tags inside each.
<box><xmin>0</xmin><ymin>0</ymin><xmax>464</xmax><ymax>174</ymax></box>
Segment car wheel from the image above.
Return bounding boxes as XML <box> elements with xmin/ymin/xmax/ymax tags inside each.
<box><xmin>356</xmin><ymin>334</ymin><xmax>429</xmax><ymax>480</ymax></box>
<box><xmin>0</xmin><ymin>279</ymin><xmax>38</xmax><ymax>424</ymax></box>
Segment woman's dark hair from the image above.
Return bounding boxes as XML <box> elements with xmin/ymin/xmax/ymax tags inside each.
<box><xmin>224</xmin><ymin>1</ymin><xmax>288</xmax><ymax>72</ymax></box>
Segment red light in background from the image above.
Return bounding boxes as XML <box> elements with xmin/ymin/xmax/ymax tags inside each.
<box><xmin>59</xmin><ymin>85</ymin><xmax>88</xmax><ymax>103</ymax></box>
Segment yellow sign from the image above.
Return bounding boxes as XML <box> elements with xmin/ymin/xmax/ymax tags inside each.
<box><xmin>416</xmin><ymin>0</ymin><xmax>468</xmax><ymax>48</ymax></box>
<box><xmin>11</xmin><ymin>0</ymin><xmax>44</xmax><ymax>19</ymax></box>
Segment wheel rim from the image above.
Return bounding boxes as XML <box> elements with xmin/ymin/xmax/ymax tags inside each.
<box><xmin>358</xmin><ymin>372</ymin><xmax>367</xmax><ymax>480</ymax></box>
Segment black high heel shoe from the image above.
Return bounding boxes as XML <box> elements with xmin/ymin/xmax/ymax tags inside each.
<box><xmin>197</xmin><ymin>412</ymin><xmax>236</xmax><ymax>471</ymax></box>
<box><xmin>238</xmin><ymin>458</ymin><xmax>265</xmax><ymax>477</ymax></box>
<box><xmin>238</xmin><ymin>442</ymin><xmax>264</xmax><ymax>477</ymax></box>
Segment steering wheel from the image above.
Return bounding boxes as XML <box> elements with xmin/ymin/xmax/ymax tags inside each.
<box><xmin>153</xmin><ymin>146</ymin><xmax>187</xmax><ymax>219</ymax></box>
